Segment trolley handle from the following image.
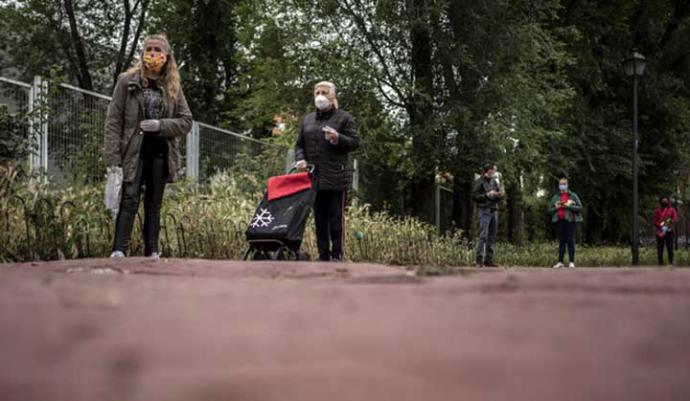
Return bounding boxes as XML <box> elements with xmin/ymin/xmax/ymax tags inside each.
<box><xmin>290</xmin><ymin>163</ymin><xmax>315</xmax><ymax>174</ymax></box>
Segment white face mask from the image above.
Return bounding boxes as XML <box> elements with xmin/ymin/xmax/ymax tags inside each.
<box><xmin>315</xmin><ymin>95</ymin><xmax>331</xmax><ymax>110</ymax></box>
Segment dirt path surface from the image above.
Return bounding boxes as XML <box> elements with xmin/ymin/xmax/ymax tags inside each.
<box><xmin>1</xmin><ymin>259</ymin><xmax>690</xmax><ymax>401</ymax></box>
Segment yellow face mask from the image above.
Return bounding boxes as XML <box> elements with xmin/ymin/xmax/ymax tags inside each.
<box><xmin>143</xmin><ymin>51</ymin><xmax>166</xmax><ymax>70</ymax></box>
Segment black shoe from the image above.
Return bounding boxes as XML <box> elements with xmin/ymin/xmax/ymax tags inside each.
<box><xmin>484</xmin><ymin>261</ymin><xmax>499</xmax><ymax>267</ymax></box>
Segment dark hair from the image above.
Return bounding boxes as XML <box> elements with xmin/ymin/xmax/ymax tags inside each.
<box><xmin>482</xmin><ymin>164</ymin><xmax>495</xmax><ymax>173</ymax></box>
<box><xmin>557</xmin><ymin>173</ymin><xmax>568</xmax><ymax>180</ymax></box>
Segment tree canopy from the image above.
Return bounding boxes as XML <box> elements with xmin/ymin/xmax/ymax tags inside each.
<box><xmin>2</xmin><ymin>0</ymin><xmax>689</xmax><ymax>243</ymax></box>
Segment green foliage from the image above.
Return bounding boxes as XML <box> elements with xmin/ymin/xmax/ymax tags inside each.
<box><xmin>2</xmin><ymin>168</ymin><xmax>688</xmax><ymax>270</ymax></box>
<box><xmin>0</xmin><ymin>104</ymin><xmax>35</xmax><ymax>163</ymax></box>
<box><xmin>2</xmin><ymin>0</ymin><xmax>690</xmax><ymax>244</ymax></box>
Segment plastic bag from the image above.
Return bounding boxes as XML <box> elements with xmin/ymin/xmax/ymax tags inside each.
<box><xmin>105</xmin><ymin>166</ymin><xmax>123</xmax><ymax>218</ymax></box>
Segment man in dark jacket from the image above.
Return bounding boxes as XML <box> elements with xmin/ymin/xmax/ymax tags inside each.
<box><xmin>472</xmin><ymin>164</ymin><xmax>504</xmax><ymax>267</ymax></box>
<box><xmin>295</xmin><ymin>81</ymin><xmax>359</xmax><ymax>261</ymax></box>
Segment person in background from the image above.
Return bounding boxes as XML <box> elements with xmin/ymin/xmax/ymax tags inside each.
<box><xmin>652</xmin><ymin>195</ymin><xmax>678</xmax><ymax>266</ymax></box>
<box><xmin>104</xmin><ymin>33</ymin><xmax>193</xmax><ymax>260</ymax></box>
<box><xmin>548</xmin><ymin>176</ymin><xmax>583</xmax><ymax>268</ymax></box>
<box><xmin>295</xmin><ymin>81</ymin><xmax>360</xmax><ymax>262</ymax></box>
<box><xmin>472</xmin><ymin>164</ymin><xmax>504</xmax><ymax>267</ymax></box>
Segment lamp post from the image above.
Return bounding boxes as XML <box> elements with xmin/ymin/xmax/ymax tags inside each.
<box><xmin>624</xmin><ymin>50</ymin><xmax>646</xmax><ymax>265</ymax></box>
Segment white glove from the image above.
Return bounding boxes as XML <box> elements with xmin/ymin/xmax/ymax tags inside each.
<box><xmin>295</xmin><ymin>160</ymin><xmax>308</xmax><ymax>171</ymax></box>
<box><xmin>323</xmin><ymin>126</ymin><xmax>339</xmax><ymax>144</ymax></box>
<box><xmin>140</xmin><ymin>119</ymin><xmax>161</xmax><ymax>132</ymax></box>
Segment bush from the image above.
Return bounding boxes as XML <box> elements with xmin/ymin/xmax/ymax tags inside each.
<box><xmin>1</xmin><ymin>166</ymin><xmax>687</xmax><ymax>271</ymax></box>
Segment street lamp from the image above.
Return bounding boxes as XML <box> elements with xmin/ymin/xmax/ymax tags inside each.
<box><xmin>624</xmin><ymin>50</ymin><xmax>646</xmax><ymax>265</ymax></box>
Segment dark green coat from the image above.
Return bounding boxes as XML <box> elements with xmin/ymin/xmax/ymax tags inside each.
<box><xmin>548</xmin><ymin>190</ymin><xmax>583</xmax><ymax>223</ymax></box>
<box><xmin>104</xmin><ymin>73</ymin><xmax>193</xmax><ymax>183</ymax></box>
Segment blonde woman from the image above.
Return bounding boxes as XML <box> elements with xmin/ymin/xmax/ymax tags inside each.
<box><xmin>295</xmin><ymin>81</ymin><xmax>360</xmax><ymax>261</ymax></box>
<box><xmin>104</xmin><ymin>34</ymin><xmax>192</xmax><ymax>260</ymax></box>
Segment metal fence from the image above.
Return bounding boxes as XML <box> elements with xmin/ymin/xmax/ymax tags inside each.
<box><xmin>1</xmin><ymin>75</ymin><xmax>453</xmax><ymax>233</ymax></box>
<box><xmin>0</xmin><ymin>75</ymin><xmax>289</xmax><ymax>185</ymax></box>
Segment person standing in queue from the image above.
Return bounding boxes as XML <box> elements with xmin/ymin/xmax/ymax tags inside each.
<box><xmin>104</xmin><ymin>33</ymin><xmax>193</xmax><ymax>260</ymax></box>
<box><xmin>652</xmin><ymin>195</ymin><xmax>678</xmax><ymax>266</ymax></box>
<box><xmin>295</xmin><ymin>81</ymin><xmax>360</xmax><ymax>262</ymax></box>
<box><xmin>473</xmin><ymin>164</ymin><xmax>504</xmax><ymax>267</ymax></box>
<box><xmin>548</xmin><ymin>176</ymin><xmax>583</xmax><ymax>268</ymax></box>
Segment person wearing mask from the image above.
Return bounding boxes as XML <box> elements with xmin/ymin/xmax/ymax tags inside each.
<box><xmin>104</xmin><ymin>34</ymin><xmax>193</xmax><ymax>260</ymax></box>
<box><xmin>472</xmin><ymin>164</ymin><xmax>504</xmax><ymax>267</ymax></box>
<box><xmin>548</xmin><ymin>176</ymin><xmax>583</xmax><ymax>268</ymax></box>
<box><xmin>652</xmin><ymin>196</ymin><xmax>678</xmax><ymax>266</ymax></box>
<box><xmin>295</xmin><ymin>81</ymin><xmax>360</xmax><ymax>262</ymax></box>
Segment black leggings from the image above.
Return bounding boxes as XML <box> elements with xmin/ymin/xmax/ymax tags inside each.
<box><xmin>556</xmin><ymin>220</ymin><xmax>576</xmax><ymax>263</ymax></box>
<box><xmin>656</xmin><ymin>233</ymin><xmax>674</xmax><ymax>265</ymax></box>
<box><xmin>112</xmin><ymin>155</ymin><xmax>167</xmax><ymax>255</ymax></box>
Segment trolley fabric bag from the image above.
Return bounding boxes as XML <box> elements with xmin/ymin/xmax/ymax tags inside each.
<box><xmin>246</xmin><ymin>171</ymin><xmax>316</xmax><ymax>248</ymax></box>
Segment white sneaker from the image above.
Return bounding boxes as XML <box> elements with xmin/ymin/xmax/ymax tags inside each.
<box><xmin>552</xmin><ymin>262</ymin><xmax>564</xmax><ymax>269</ymax></box>
<box><xmin>148</xmin><ymin>252</ymin><xmax>160</xmax><ymax>261</ymax></box>
<box><xmin>568</xmin><ymin>262</ymin><xmax>576</xmax><ymax>268</ymax></box>
<box><xmin>110</xmin><ymin>250</ymin><xmax>125</xmax><ymax>258</ymax></box>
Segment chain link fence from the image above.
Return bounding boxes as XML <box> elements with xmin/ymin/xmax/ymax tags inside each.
<box><xmin>0</xmin><ymin>75</ymin><xmax>289</xmax><ymax>185</ymax></box>
<box><xmin>2</xmin><ymin>75</ymin><xmax>453</xmax><ymax>233</ymax></box>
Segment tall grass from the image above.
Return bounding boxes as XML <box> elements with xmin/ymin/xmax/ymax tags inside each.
<box><xmin>1</xmin><ymin>166</ymin><xmax>687</xmax><ymax>271</ymax></box>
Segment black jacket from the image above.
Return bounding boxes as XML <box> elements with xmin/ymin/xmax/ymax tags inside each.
<box><xmin>295</xmin><ymin>107</ymin><xmax>360</xmax><ymax>191</ymax></box>
<box><xmin>473</xmin><ymin>175</ymin><xmax>503</xmax><ymax>210</ymax></box>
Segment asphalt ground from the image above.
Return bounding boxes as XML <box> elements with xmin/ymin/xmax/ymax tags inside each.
<box><xmin>1</xmin><ymin>259</ymin><xmax>689</xmax><ymax>401</ymax></box>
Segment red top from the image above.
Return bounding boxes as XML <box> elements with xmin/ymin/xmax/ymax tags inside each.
<box><xmin>653</xmin><ymin>206</ymin><xmax>678</xmax><ymax>237</ymax></box>
<box><xmin>558</xmin><ymin>192</ymin><xmax>569</xmax><ymax>220</ymax></box>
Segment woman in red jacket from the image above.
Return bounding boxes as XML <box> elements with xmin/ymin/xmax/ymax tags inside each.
<box><xmin>652</xmin><ymin>196</ymin><xmax>678</xmax><ymax>266</ymax></box>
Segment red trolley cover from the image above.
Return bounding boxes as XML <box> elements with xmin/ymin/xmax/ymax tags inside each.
<box><xmin>267</xmin><ymin>172</ymin><xmax>313</xmax><ymax>201</ymax></box>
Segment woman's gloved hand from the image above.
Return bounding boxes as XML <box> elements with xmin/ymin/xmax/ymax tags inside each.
<box><xmin>140</xmin><ymin>119</ymin><xmax>161</xmax><ymax>132</ymax></box>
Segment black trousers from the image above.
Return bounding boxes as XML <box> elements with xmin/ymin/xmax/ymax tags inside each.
<box><xmin>555</xmin><ymin>220</ymin><xmax>576</xmax><ymax>263</ymax></box>
<box><xmin>112</xmin><ymin>155</ymin><xmax>167</xmax><ymax>255</ymax></box>
<box><xmin>314</xmin><ymin>189</ymin><xmax>346</xmax><ymax>261</ymax></box>
<box><xmin>656</xmin><ymin>233</ymin><xmax>674</xmax><ymax>265</ymax></box>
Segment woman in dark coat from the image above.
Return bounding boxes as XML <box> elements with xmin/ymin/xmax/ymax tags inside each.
<box><xmin>294</xmin><ymin>81</ymin><xmax>360</xmax><ymax>261</ymax></box>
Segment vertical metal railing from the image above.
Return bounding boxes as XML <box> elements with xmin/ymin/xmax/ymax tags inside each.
<box><xmin>0</xmin><ymin>75</ymin><xmax>290</xmax><ymax>184</ymax></box>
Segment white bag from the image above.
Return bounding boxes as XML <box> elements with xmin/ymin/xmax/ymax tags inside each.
<box><xmin>105</xmin><ymin>166</ymin><xmax>123</xmax><ymax>217</ymax></box>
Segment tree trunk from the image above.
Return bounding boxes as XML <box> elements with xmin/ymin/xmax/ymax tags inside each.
<box><xmin>114</xmin><ymin>0</ymin><xmax>133</xmax><ymax>87</ymax></box>
<box><xmin>452</xmin><ymin>178</ymin><xmax>474</xmax><ymax>238</ymax></box>
<box><xmin>62</xmin><ymin>0</ymin><xmax>93</xmax><ymax>90</ymax></box>
<box><xmin>408</xmin><ymin>0</ymin><xmax>436</xmax><ymax>222</ymax></box>
<box><xmin>506</xmin><ymin>181</ymin><xmax>524</xmax><ymax>245</ymax></box>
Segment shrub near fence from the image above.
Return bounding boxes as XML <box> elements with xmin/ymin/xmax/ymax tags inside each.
<box><xmin>2</xmin><ymin>166</ymin><xmax>687</xmax><ymax>271</ymax></box>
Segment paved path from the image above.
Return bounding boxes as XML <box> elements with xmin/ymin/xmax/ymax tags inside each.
<box><xmin>1</xmin><ymin>259</ymin><xmax>690</xmax><ymax>401</ymax></box>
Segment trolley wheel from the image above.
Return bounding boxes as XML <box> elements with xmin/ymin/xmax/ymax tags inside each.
<box><xmin>254</xmin><ymin>250</ymin><xmax>271</xmax><ymax>260</ymax></box>
<box><xmin>271</xmin><ymin>246</ymin><xmax>286</xmax><ymax>260</ymax></box>
<box><xmin>271</xmin><ymin>246</ymin><xmax>297</xmax><ymax>261</ymax></box>
<box><xmin>242</xmin><ymin>247</ymin><xmax>253</xmax><ymax>261</ymax></box>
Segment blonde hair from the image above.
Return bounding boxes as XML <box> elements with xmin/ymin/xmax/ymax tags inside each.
<box><xmin>314</xmin><ymin>81</ymin><xmax>338</xmax><ymax>109</ymax></box>
<box><xmin>124</xmin><ymin>34</ymin><xmax>181</xmax><ymax>101</ymax></box>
